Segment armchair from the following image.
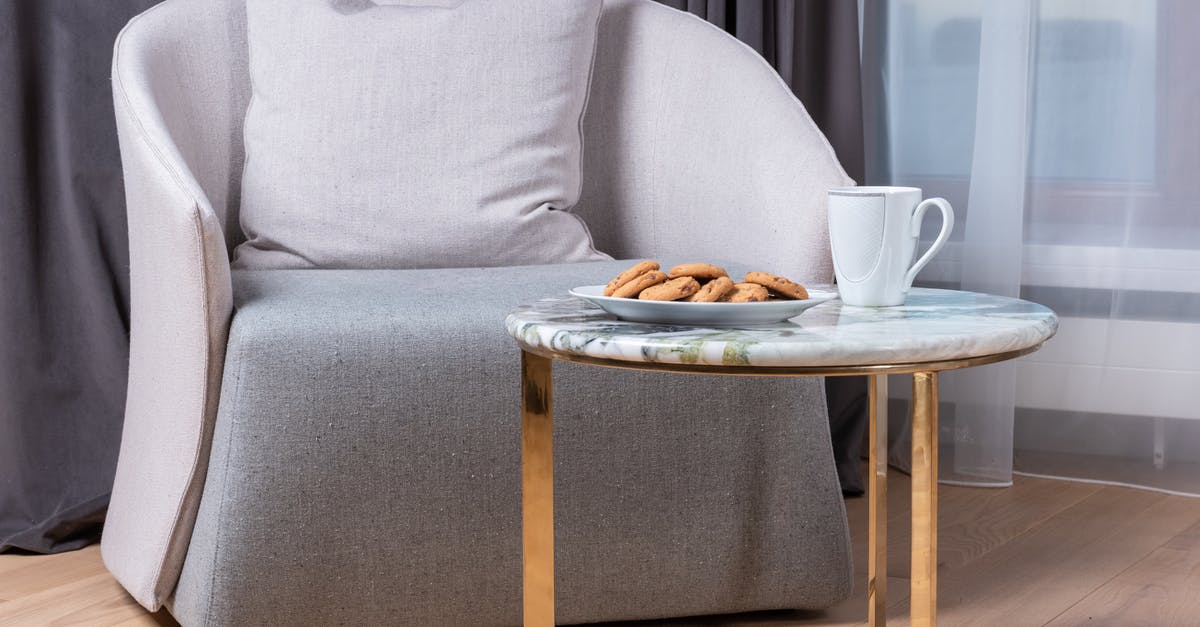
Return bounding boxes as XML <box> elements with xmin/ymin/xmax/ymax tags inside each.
<box><xmin>103</xmin><ymin>0</ymin><xmax>855</xmax><ymax>624</ymax></box>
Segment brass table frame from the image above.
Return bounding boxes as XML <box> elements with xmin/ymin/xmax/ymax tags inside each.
<box><xmin>518</xmin><ymin>344</ymin><xmax>1042</xmax><ymax>627</ymax></box>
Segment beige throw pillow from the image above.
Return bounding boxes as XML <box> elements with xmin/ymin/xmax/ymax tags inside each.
<box><xmin>234</xmin><ymin>0</ymin><xmax>609</xmax><ymax>269</ymax></box>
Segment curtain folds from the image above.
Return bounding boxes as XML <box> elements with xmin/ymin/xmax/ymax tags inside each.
<box><xmin>866</xmin><ymin>0</ymin><xmax>1200</xmax><ymax>494</ymax></box>
<box><xmin>938</xmin><ymin>0</ymin><xmax>1035</xmax><ymax>486</ymax></box>
<box><xmin>0</xmin><ymin>0</ymin><xmax>157</xmax><ymax>553</ymax></box>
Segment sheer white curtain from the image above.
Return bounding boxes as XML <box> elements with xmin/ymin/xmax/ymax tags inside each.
<box><xmin>865</xmin><ymin>0</ymin><xmax>1200</xmax><ymax>493</ymax></box>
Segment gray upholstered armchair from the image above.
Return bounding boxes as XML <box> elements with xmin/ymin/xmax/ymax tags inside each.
<box><xmin>103</xmin><ymin>0</ymin><xmax>855</xmax><ymax>624</ymax></box>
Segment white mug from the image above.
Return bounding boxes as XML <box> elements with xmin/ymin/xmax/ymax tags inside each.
<box><xmin>827</xmin><ymin>186</ymin><xmax>954</xmax><ymax>307</ymax></box>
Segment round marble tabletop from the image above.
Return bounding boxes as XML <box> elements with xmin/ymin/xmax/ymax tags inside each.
<box><xmin>506</xmin><ymin>288</ymin><xmax>1058</xmax><ymax>372</ymax></box>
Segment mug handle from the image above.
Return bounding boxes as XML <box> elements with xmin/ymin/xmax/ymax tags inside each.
<box><xmin>903</xmin><ymin>198</ymin><xmax>954</xmax><ymax>292</ymax></box>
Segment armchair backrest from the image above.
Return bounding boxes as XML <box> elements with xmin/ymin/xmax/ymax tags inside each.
<box><xmin>577</xmin><ymin>1</ymin><xmax>850</xmax><ymax>277</ymax></box>
<box><xmin>116</xmin><ymin>0</ymin><xmax>848</xmax><ymax>280</ymax></box>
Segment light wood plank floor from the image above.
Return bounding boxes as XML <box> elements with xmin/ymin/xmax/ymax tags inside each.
<box><xmin>2</xmin><ymin>470</ymin><xmax>1198</xmax><ymax>626</ymax></box>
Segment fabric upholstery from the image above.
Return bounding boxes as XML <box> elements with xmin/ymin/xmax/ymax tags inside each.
<box><xmin>0</xmin><ymin>0</ymin><xmax>158</xmax><ymax>554</ymax></box>
<box><xmin>576</xmin><ymin>0</ymin><xmax>853</xmax><ymax>286</ymax></box>
<box><xmin>170</xmin><ymin>264</ymin><xmax>852</xmax><ymax>626</ymax></box>
<box><xmin>657</xmin><ymin>0</ymin><xmax>867</xmax><ymax>183</ymax></box>
<box><xmin>233</xmin><ymin>0</ymin><xmax>609</xmax><ymax>270</ymax></box>
<box><xmin>105</xmin><ymin>0</ymin><xmax>851</xmax><ymax>612</ymax></box>
<box><xmin>102</xmin><ymin>0</ymin><xmax>247</xmax><ymax>610</ymax></box>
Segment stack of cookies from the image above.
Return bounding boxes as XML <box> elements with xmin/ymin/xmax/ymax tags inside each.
<box><xmin>603</xmin><ymin>261</ymin><xmax>809</xmax><ymax>302</ymax></box>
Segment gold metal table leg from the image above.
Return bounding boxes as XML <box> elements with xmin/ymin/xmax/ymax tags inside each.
<box><xmin>521</xmin><ymin>351</ymin><xmax>555</xmax><ymax>627</ymax></box>
<box><xmin>868</xmin><ymin>374</ymin><xmax>888</xmax><ymax>626</ymax></box>
<box><xmin>910</xmin><ymin>371</ymin><xmax>939</xmax><ymax>627</ymax></box>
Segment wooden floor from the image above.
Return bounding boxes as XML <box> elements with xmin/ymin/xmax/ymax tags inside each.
<box><xmin>2</xmin><ymin>470</ymin><xmax>1199</xmax><ymax>626</ymax></box>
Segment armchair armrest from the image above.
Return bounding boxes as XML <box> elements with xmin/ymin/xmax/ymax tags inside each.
<box><xmin>101</xmin><ymin>0</ymin><xmax>242</xmax><ymax>611</ymax></box>
<box><xmin>577</xmin><ymin>0</ymin><xmax>853</xmax><ymax>285</ymax></box>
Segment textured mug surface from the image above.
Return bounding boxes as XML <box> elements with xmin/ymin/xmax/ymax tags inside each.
<box><xmin>828</xmin><ymin>186</ymin><xmax>954</xmax><ymax>306</ymax></box>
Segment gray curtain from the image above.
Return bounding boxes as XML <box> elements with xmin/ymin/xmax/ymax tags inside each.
<box><xmin>657</xmin><ymin>0</ymin><xmax>869</xmax><ymax>494</ymax></box>
<box><xmin>0</xmin><ymin>0</ymin><xmax>157</xmax><ymax>553</ymax></box>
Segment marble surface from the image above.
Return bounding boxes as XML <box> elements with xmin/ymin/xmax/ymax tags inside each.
<box><xmin>506</xmin><ymin>288</ymin><xmax>1058</xmax><ymax>368</ymax></box>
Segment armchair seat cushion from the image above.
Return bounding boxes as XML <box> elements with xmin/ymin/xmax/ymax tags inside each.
<box><xmin>170</xmin><ymin>262</ymin><xmax>853</xmax><ymax>626</ymax></box>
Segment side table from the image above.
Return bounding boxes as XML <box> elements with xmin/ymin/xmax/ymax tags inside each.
<box><xmin>506</xmin><ymin>288</ymin><xmax>1057</xmax><ymax>627</ymax></box>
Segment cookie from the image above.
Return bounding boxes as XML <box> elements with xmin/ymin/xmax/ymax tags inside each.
<box><xmin>719</xmin><ymin>282</ymin><xmax>769</xmax><ymax>303</ymax></box>
<box><xmin>668</xmin><ymin>263</ymin><xmax>728</xmax><ymax>281</ymax></box>
<box><xmin>743</xmin><ymin>271</ymin><xmax>808</xmax><ymax>300</ymax></box>
<box><xmin>604</xmin><ymin>260</ymin><xmax>660</xmax><ymax>296</ymax></box>
<box><xmin>683</xmin><ymin>276</ymin><xmax>735</xmax><ymax>302</ymax></box>
<box><xmin>639</xmin><ymin>276</ymin><xmax>701</xmax><ymax>301</ymax></box>
<box><xmin>612</xmin><ymin>270</ymin><xmax>668</xmax><ymax>298</ymax></box>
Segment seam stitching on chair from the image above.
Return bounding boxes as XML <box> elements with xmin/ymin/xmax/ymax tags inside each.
<box><xmin>113</xmin><ymin>12</ymin><xmax>208</xmax><ymax>218</ymax></box>
<box><xmin>568</xmin><ymin>3</ymin><xmax>608</xmax><ymax>259</ymax></box>
<box><xmin>189</xmin><ymin>208</ymin><xmax>220</xmax><ymax>618</ymax></box>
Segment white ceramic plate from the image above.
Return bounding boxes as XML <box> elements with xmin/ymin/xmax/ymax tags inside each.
<box><xmin>568</xmin><ymin>285</ymin><xmax>838</xmax><ymax>326</ymax></box>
